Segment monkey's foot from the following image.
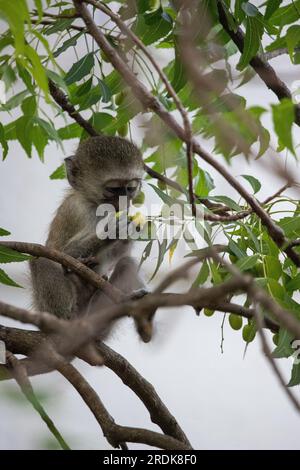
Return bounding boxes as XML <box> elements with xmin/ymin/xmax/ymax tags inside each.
<box><xmin>130</xmin><ymin>288</ymin><xmax>149</xmax><ymax>301</ymax></box>
<box><xmin>193</xmin><ymin>307</ymin><xmax>202</xmax><ymax>316</ymax></box>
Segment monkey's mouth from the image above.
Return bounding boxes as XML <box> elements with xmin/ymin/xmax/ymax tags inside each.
<box><xmin>104</xmin><ymin>196</ymin><xmax>131</xmax><ymax>210</ymax></box>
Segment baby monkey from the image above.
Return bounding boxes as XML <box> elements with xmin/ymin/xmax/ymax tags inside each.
<box><xmin>30</xmin><ymin>135</ymin><xmax>146</xmax><ymax>319</ymax></box>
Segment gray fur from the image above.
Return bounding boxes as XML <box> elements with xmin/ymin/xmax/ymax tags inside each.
<box><xmin>30</xmin><ymin>136</ymin><xmax>145</xmax><ymax>319</ymax></box>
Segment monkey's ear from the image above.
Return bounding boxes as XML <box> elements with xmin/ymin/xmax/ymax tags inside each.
<box><xmin>65</xmin><ymin>156</ymin><xmax>80</xmax><ymax>188</ymax></box>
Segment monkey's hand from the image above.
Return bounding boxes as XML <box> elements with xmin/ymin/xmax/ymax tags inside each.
<box><xmin>77</xmin><ymin>255</ymin><xmax>99</xmax><ymax>270</ymax></box>
<box><xmin>130</xmin><ymin>288</ymin><xmax>149</xmax><ymax>301</ymax></box>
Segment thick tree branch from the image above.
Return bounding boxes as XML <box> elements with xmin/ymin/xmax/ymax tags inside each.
<box><xmin>0</xmin><ymin>327</ymin><xmax>191</xmax><ymax>449</ymax></box>
<box><xmin>0</xmin><ymin>240</ymin><xmax>123</xmax><ymax>302</ymax></box>
<box><xmin>56</xmin><ymin>356</ymin><xmax>191</xmax><ymax>449</ymax></box>
<box><xmin>49</xmin><ymin>80</ymin><xmax>99</xmax><ymax>137</ymax></box>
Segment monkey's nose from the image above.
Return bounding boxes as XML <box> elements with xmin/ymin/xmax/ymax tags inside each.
<box><xmin>126</xmin><ymin>186</ymin><xmax>136</xmax><ymax>196</ymax></box>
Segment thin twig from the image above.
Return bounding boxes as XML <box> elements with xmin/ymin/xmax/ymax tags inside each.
<box><xmin>253</xmin><ymin>305</ymin><xmax>300</xmax><ymax>413</ymax></box>
<box><xmin>216</xmin><ymin>0</ymin><xmax>300</xmax><ymax>126</ymax></box>
<box><xmin>6</xmin><ymin>351</ymin><xmax>70</xmax><ymax>450</ymax></box>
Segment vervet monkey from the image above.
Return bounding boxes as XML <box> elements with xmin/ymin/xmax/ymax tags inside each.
<box><xmin>30</xmin><ymin>136</ymin><xmax>146</xmax><ymax>319</ymax></box>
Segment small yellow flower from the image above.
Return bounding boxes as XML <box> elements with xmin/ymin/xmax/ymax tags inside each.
<box><xmin>131</xmin><ymin>211</ymin><xmax>146</xmax><ymax>228</ymax></box>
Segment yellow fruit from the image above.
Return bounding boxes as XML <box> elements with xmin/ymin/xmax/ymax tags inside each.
<box><xmin>272</xmin><ymin>333</ymin><xmax>279</xmax><ymax>346</ymax></box>
<box><xmin>133</xmin><ymin>192</ymin><xmax>145</xmax><ymax>206</ymax></box>
<box><xmin>254</xmin><ymin>262</ymin><xmax>264</xmax><ymax>277</ymax></box>
<box><xmin>157</xmin><ymin>180</ymin><xmax>167</xmax><ymax>190</ymax></box>
<box><xmin>229</xmin><ymin>254</ymin><xmax>237</xmax><ymax>263</ymax></box>
<box><xmin>242</xmin><ymin>324</ymin><xmax>256</xmax><ymax>343</ymax></box>
<box><xmin>118</xmin><ymin>123</ymin><xmax>128</xmax><ymax>137</ymax></box>
<box><xmin>229</xmin><ymin>314</ymin><xmax>243</xmax><ymax>331</ymax></box>
<box><xmin>204</xmin><ymin>309</ymin><xmax>214</xmax><ymax>317</ymax></box>
<box><xmin>149</xmin><ymin>0</ymin><xmax>160</xmax><ymax>10</ymax></box>
<box><xmin>115</xmin><ymin>91</ymin><xmax>126</xmax><ymax>106</ymax></box>
<box><xmin>100</xmin><ymin>50</ymin><xmax>110</xmax><ymax>63</ymax></box>
<box><xmin>131</xmin><ymin>211</ymin><xmax>146</xmax><ymax>228</ymax></box>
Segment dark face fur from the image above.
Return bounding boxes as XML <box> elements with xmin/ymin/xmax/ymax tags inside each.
<box><xmin>65</xmin><ymin>136</ymin><xmax>144</xmax><ymax>207</ymax></box>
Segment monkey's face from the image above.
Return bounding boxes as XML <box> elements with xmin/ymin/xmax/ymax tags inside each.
<box><xmin>65</xmin><ymin>136</ymin><xmax>144</xmax><ymax>206</ymax></box>
<box><xmin>102</xmin><ymin>178</ymin><xmax>142</xmax><ymax>209</ymax></box>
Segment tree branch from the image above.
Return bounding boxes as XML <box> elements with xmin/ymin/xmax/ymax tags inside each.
<box><xmin>216</xmin><ymin>0</ymin><xmax>300</xmax><ymax>126</ymax></box>
<box><xmin>72</xmin><ymin>0</ymin><xmax>300</xmax><ymax>268</ymax></box>
<box><xmin>0</xmin><ymin>327</ymin><xmax>191</xmax><ymax>449</ymax></box>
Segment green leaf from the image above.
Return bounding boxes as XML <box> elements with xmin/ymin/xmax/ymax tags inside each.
<box><xmin>104</xmin><ymin>70</ymin><xmax>123</xmax><ymax>95</ymax></box>
<box><xmin>32</xmin><ymin>125</ymin><xmax>48</xmax><ymax>161</ymax></box>
<box><xmin>288</xmin><ymin>362</ymin><xmax>300</xmax><ymax>387</ymax></box>
<box><xmin>265</xmin><ymin>0</ymin><xmax>282</xmax><ymax>19</ymax></box>
<box><xmin>169</xmin><ymin>46</ymin><xmax>186</xmax><ymax>93</ymax></box>
<box><xmin>272</xmin><ymin>328</ymin><xmax>294</xmax><ymax>358</ymax></box>
<box><xmin>0</xmin><ymin>228</ymin><xmax>10</xmax><ymax>236</ymax></box>
<box><xmin>149</xmin><ymin>184</ymin><xmax>185</xmax><ymax>206</ymax></box>
<box><xmin>236</xmin><ymin>254</ymin><xmax>259</xmax><ymax>271</ymax></box>
<box><xmin>73</xmin><ymin>77</ymin><xmax>93</xmax><ymax>98</ymax></box>
<box><xmin>16</xmin><ymin>116</ymin><xmax>33</xmax><ymax>157</ymax></box>
<box><xmin>286</xmin><ymin>273</ymin><xmax>300</xmax><ymax>292</ymax></box>
<box><xmin>33</xmin><ymin>117</ymin><xmax>60</xmax><ymax>143</ymax></box>
<box><xmin>195</xmin><ymin>168</ymin><xmax>215</xmax><ymax>197</ymax></box>
<box><xmin>241</xmin><ymin>174</ymin><xmax>261</xmax><ymax>194</ymax></box>
<box><xmin>65</xmin><ymin>53</ymin><xmax>94</xmax><ymax>86</ymax></box>
<box><xmin>272</xmin><ymin>99</ymin><xmax>295</xmax><ymax>153</ymax></box>
<box><xmin>268</xmin><ymin>278</ymin><xmax>285</xmax><ymax>301</ymax></box>
<box><xmin>50</xmin><ymin>164</ymin><xmax>66</xmax><ymax>180</ymax></box>
<box><xmin>227</xmin><ymin>238</ymin><xmax>247</xmax><ymax>260</ymax></box>
<box><xmin>34</xmin><ymin>0</ymin><xmax>43</xmax><ymax>20</ymax></box>
<box><xmin>278</xmin><ymin>216</ymin><xmax>300</xmax><ymax>237</ymax></box>
<box><xmin>150</xmin><ymin>238</ymin><xmax>168</xmax><ymax>280</ymax></box>
<box><xmin>0</xmin><ymin>246</ymin><xmax>31</xmax><ymax>263</ymax></box>
<box><xmin>58</xmin><ymin>123</ymin><xmax>82</xmax><ymax>140</ymax></box>
<box><xmin>237</xmin><ymin>16</ymin><xmax>264</xmax><ymax>70</ymax></box>
<box><xmin>264</xmin><ymin>255</ymin><xmax>282</xmax><ymax>281</ymax></box>
<box><xmin>21</xmin><ymin>96</ymin><xmax>37</xmax><ymax>116</ymax></box>
<box><xmin>193</xmin><ymin>261</ymin><xmax>209</xmax><ymax>287</ymax></box>
<box><xmin>0</xmin><ymin>122</ymin><xmax>8</xmax><ymax>160</ymax></box>
<box><xmin>53</xmin><ymin>32</ymin><xmax>82</xmax><ymax>58</ymax></box>
<box><xmin>16</xmin><ymin>62</ymin><xmax>35</xmax><ymax>93</ymax></box>
<box><xmin>0</xmin><ymin>267</ymin><xmax>22</xmax><ymax>288</ymax></box>
<box><xmin>286</xmin><ymin>25</ymin><xmax>300</xmax><ymax>62</ymax></box>
<box><xmin>77</xmin><ymin>83</ymin><xmax>103</xmax><ymax>110</ymax></box>
<box><xmin>133</xmin><ymin>8</ymin><xmax>173</xmax><ymax>45</ymax></box>
<box><xmin>82</xmin><ymin>112</ymin><xmax>114</xmax><ymax>137</ymax></box>
<box><xmin>269</xmin><ymin>0</ymin><xmax>300</xmax><ymax>27</ymax></box>
<box><xmin>209</xmin><ymin>195</ymin><xmax>242</xmax><ymax>212</ymax></box>
<box><xmin>46</xmin><ymin>69</ymin><xmax>68</xmax><ymax>93</ymax></box>
<box><xmin>0</xmin><ymin>0</ymin><xmax>26</xmax><ymax>55</ymax></box>
<box><xmin>2</xmin><ymin>90</ymin><xmax>29</xmax><ymax>111</ymax></box>
<box><xmin>242</xmin><ymin>2</ymin><xmax>259</xmax><ymax>17</ymax></box>
<box><xmin>25</xmin><ymin>45</ymin><xmax>49</xmax><ymax>96</ymax></box>
<box><xmin>44</xmin><ymin>18</ymin><xmax>75</xmax><ymax>35</ymax></box>
<box><xmin>98</xmin><ymin>78</ymin><xmax>111</xmax><ymax>103</ymax></box>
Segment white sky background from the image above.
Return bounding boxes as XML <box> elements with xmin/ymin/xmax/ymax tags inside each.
<box><xmin>0</xmin><ymin>0</ymin><xmax>300</xmax><ymax>450</ymax></box>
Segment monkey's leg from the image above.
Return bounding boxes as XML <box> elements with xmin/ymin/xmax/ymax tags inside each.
<box><xmin>30</xmin><ymin>258</ymin><xmax>79</xmax><ymax>318</ymax></box>
<box><xmin>87</xmin><ymin>256</ymin><xmax>147</xmax><ymax>314</ymax></box>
